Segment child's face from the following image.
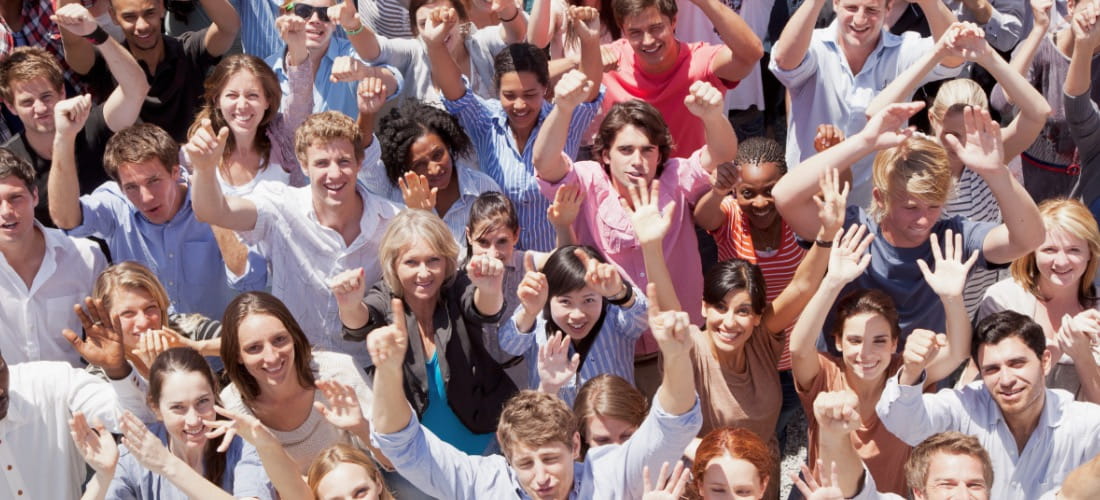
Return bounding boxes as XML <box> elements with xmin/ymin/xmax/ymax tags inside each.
<box><xmin>550</xmin><ymin>286</ymin><xmax>603</xmax><ymax>340</ymax></box>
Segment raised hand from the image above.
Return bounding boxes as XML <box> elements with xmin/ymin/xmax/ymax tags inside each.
<box><xmin>51</xmin><ymin>3</ymin><xmax>99</xmax><ymax>37</ymax></box>
<box><xmin>646</xmin><ymin>282</ymin><xmax>694</xmax><ymax>359</ymax></box>
<box><xmin>329</xmin><ymin>267</ymin><xmax>368</xmax><ymax>309</ymax></box>
<box><xmin>547</xmin><ymin>183</ymin><xmax>585</xmax><ymax>229</ymax></box>
<box><xmin>184</xmin><ymin>118</ymin><xmax>230</xmax><ymax>173</ymax></box>
<box><xmin>1074</xmin><ymin>1</ymin><xmax>1100</xmax><ymax>48</ymax></box>
<box><xmin>684</xmin><ymin>81</ymin><xmax>724</xmax><ymax>118</ymax></box>
<box><xmin>823</xmin><ymin>224</ymin><xmax>874</xmax><ymax>286</ymax></box>
<box><xmin>856</xmin><ymin>102</ymin><xmax>925</xmax><ymax>150</ymax></box>
<box><xmin>813</xmin><ymin>124</ymin><xmax>846</xmax><ymax>152</ymax></box>
<box><xmin>901</xmin><ymin>328</ymin><xmax>947</xmax><ymax>381</ymax></box>
<box><xmin>942</xmin><ymin>106</ymin><xmax>1006</xmax><ymax>177</ymax></box>
<box><xmin>791</xmin><ymin>461</ymin><xmax>846</xmax><ymax>500</ymax></box>
<box><xmin>947</xmin><ymin>22</ymin><xmax>991</xmax><ymax>62</ymax></box>
<box><xmin>552</xmin><ymin>69</ymin><xmax>593</xmax><ymax>110</ymax></box>
<box><xmin>813</xmin><ymin>390</ymin><xmax>861</xmax><ymax>434</ymax></box>
<box><xmin>467</xmin><ymin>253</ymin><xmax>506</xmax><ymax>292</ymax></box>
<box><xmin>916</xmin><ymin>230</ymin><xmax>979</xmax><ymax>299</ymax></box>
<box><xmin>421</xmin><ymin>7</ymin><xmax>459</xmax><ymax>45</ymax></box>
<box><xmin>366</xmin><ymin>299</ymin><xmax>409</xmax><ymax>368</ymax></box>
<box><xmin>69</xmin><ymin>412</ymin><xmax>119</xmax><ymax>475</ymax></box>
<box><xmin>1057</xmin><ymin>310</ymin><xmax>1100</xmax><ymax>364</ymax></box>
<box><xmin>622</xmin><ymin>179</ymin><xmax>674</xmax><ymax>247</ymax></box>
<box><xmin>275</xmin><ymin>15</ymin><xmax>308</xmax><ymax>53</ymax></box>
<box><xmin>328</xmin><ymin>0</ymin><xmax>362</xmax><ymax>31</ymax></box>
<box><xmin>813</xmin><ymin>168</ymin><xmax>849</xmax><ymax>238</ymax></box>
<box><xmin>63</xmin><ymin>297</ymin><xmax>129</xmax><ymax>379</ymax></box>
<box><xmin>331</xmin><ymin>56</ymin><xmax>368</xmax><ymax>83</ymax></box>
<box><xmin>709</xmin><ymin>161</ymin><xmax>738</xmax><ymax>195</ymax></box>
<box><xmin>537</xmin><ymin>332</ymin><xmax>580</xmax><ymax>393</ymax></box>
<box><xmin>399</xmin><ymin>171</ymin><xmax>438</xmax><ymax>210</ymax></box>
<box><xmin>356</xmin><ymin>67</ymin><xmax>388</xmax><ymax>115</ymax></box>
<box><xmin>205</xmin><ymin>405</ymin><xmax>280</xmax><ymax>452</ymax></box>
<box><xmin>120</xmin><ymin>410</ymin><xmax>175</xmax><ymax>474</ymax></box>
<box><xmin>130</xmin><ymin>329</ymin><xmax>184</xmax><ymax>375</ymax></box>
<box><xmin>517</xmin><ymin>252</ymin><xmax>550</xmax><ymax>313</ymax></box>
<box><xmin>1031</xmin><ymin>0</ymin><xmax>1053</xmax><ymax>30</ymax></box>
<box><xmin>54</xmin><ymin>94</ymin><xmax>93</xmax><ymax>139</ymax></box>
<box><xmin>314</xmin><ymin>379</ymin><xmax>369</xmax><ymax>432</ymax></box>
<box><xmin>568</xmin><ymin>5</ymin><xmax>601</xmax><ymax>42</ymax></box>
<box><xmin>642</xmin><ymin>461</ymin><xmax>690</xmax><ymax>500</ymax></box>
<box><xmin>574</xmin><ymin>248</ymin><xmax>626</xmax><ymax>298</ymax></box>
<box><xmin>600</xmin><ymin>45</ymin><xmax>620</xmax><ymax>73</ymax></box>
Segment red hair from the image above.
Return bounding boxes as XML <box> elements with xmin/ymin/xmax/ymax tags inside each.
<box><xmin>691</xmin><ymin>428</ymin><xmax>773</xmax><ymax>496</ymax></box>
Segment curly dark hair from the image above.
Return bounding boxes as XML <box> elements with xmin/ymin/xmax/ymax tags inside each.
<box><xmin>376</xmin><ymin>101</ymin><xmax>473</xmax><ymax>186</ymax></box>
<box><xmin>734</xmin><ymin>136</ymin><xmax>787</xmax><ymax>174</ymax></box>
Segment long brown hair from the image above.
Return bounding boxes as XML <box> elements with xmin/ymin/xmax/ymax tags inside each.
<box><xmin>188</xmin><ymin>54</ymin><xmax>282</xmax><ymax>169</ymax></box>
<box><xmin>147</xmin><ymin>347</ymin><xmax>228</xmax><ymax>487</ymax></box>
<box><xmin>572</xmin><ymin>374</ymin><xmax>647</xmax><ymax>457</ymax></box>
<box><xmin>220</xmin><ymin>292</ymin><xmax>316</xmax><ymax>405</ymax></box>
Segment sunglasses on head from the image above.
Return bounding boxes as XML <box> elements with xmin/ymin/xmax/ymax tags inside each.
<box><xmin>286</xmin><ymin>2</ymin><xmax>331</xmax><ymax>22</ymax></box>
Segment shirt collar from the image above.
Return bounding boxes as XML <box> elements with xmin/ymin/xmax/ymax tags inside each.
<box><xmin>454</xmin><ymin>167</ymin><xmax>485</xmax><ymax>198</ymax></box>
<box><xmin>982</xmin><ymin>385</ymin><xmax>1065</xmax><ymax>429</ymax></box>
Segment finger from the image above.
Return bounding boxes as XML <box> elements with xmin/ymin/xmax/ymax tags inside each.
<box><xmin>391</xmin><ymin>298</ymin><xmax>407</xmax><ymax>334</ymax></box>
<box><xmin>643</xmin><ymin>465</ymin><xmax>653</xmax><ymax>492</ymax></box>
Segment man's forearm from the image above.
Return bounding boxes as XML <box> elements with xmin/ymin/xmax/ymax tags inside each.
<box><xmin>694</xmin><ymin>0</ymin><xmax>763</xmax><ymax>64</ymax></box>
<box><xmin>373</xmin><ymin>364</ymin><xmax>413</xmax><ymax>434</ymax></box>
<box><xmin>771</xmin><ymin>0</ymin><xmax>825</xmax><ymax>70</ymax></box>
<box><xmin>47</xmin><ymin>136</ymin><xmax>84</xmax><ymax>229</ymax></box>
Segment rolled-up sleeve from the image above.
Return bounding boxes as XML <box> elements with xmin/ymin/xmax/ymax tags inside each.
<box><xmin>875</xmin><ymin>372</ymin><xmax>961</xmax><ymax>446</ymax></box>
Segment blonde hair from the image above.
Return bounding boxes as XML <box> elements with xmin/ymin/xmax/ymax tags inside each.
<box><xmin>496</xmin><ymin>391</ymin><xmax>577</xmax><ymax>459</ymax></box>
<box><xmin>1010</xmin><ymin>198</ymin><xmax>1100</xmax><ymax>306</ymax></box>
<box><xmin>93</xmin><ymin>262</ymin><xmax>171</xmax><ymax>322</ymax></box>
<box><xmin>306</xmin><ymin>444</ymin><xmax>395</xmax><ymax>500</ymax></box>
<box><xmin>869</xmin><ymin>136</ymin><xmax>954</xmax><ymax>222</ymax></box>
<box><xmin>929</xmin><ymin>79</ymin><xmax>988</xmax><ymax>126</ymax></box>
<box><xmin>294</xmin><ymin>111</ymin><xmax>366</xmax><ymax>167</ymax></box>
<box><xmin>378</xmin><ymin>209</ymin><xmax>460</xmax><ymax>297</ymax></box>
<box><xmin>905</xmin><ymin>432</ymin><xmax>993</xmax><ymax>495</ymax></box>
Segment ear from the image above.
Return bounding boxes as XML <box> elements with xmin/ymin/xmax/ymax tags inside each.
<box><xmin>700</xmin><ymin>303</ymin><xmax>708</xmax><ymax>321</ymax></box>
<box><xmin>1041</xmin><ymin>347</ymin><xmax>1053</xmax><ymax>377</ymax></box>
<box><xmin>465</xmin><ymin>227</ymin><xmax>473</xmax><ymax>245</ymax></box>
<box><xmin>871</xmin><ymin>187</ymin><xmax>887</xmax><ymax>214</ymax></box>
<box><xmin>571</xmin><ymin>431</ymin><xmax>582</xmax><ymax>460</ymax></box>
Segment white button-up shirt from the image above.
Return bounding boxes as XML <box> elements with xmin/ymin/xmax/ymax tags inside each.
<box><xmin>769</xmin><ymin>22</ymin><xmax>961</xmax><ymax>206</ymax></box>
<box><xmin>241</xmin><ymin>182</ymin><xmax>400</xmax><ymax>367</ymax></box>
<box><xmin>0</xmin><ymin>223</ymin><xmax>106</xmax><ymax>366</ymax></box>
<box><xmin>0</xmin><ymin>361</ymin><xmax>149</xmax><ymax>499</ymax></box>
<box><xmin>877</xmin><ymin>373</ymin><xmax>1100</xmax><ymax>499</ymax></box>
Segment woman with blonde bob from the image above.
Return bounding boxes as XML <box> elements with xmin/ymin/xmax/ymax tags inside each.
<box><xmin>335</xmin><ymin>209</ymin><xmax>517</xmax><ymax>455</ymax></box>
<box><xmin>978</xmin><ymin>198</ymin><xmax>1100</xmax><ymax>403</ymax></box>
<box><xmin>307</xmin><ymin>444</ymin><xmax>395</xmax><ymax>500</ymax></box>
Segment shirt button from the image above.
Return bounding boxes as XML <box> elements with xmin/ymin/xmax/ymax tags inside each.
<box><xmin>168</xmin><ymin>252</ymin><xmax>174</xmax><ymax>258</ymax></box>
<box><xmin>168</xmin><ymin>281</ymin><xmax>175</xmax><ymax>287</ymax></box>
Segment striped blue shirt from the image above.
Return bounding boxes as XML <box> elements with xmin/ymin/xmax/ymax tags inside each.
<box><xmin>443</xmin><ymin>87</ymin><xmax>603</xmax><ymax>251</ymax></box>
<box><xmin>497</xmin><ymin>288</ymin><xmax>648</xmax><ymax>406</ymax></box>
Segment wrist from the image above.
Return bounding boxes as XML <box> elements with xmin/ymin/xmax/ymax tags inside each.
<box><xmin>499</xmin><ymin>7</ymin><xmax>520</xmax><ymax>23</ymax></box>
<box><xmin>343</xmin><ymin>20</ymin><xmax>365</xmax><ymax>35</ymax></box>
<box><xmin>105</xmin><ymin>363</ymin><xmax>133</xmax><ymax>381</ymax></box>
<box><xmin>83</xmin><ymin>26</ymin><xmax>109</xmax><ymax>45</ymax></box>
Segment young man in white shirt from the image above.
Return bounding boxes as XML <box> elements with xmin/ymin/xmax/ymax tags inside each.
<box><xmin>0</xmin><ymin>147</ymin><xmax>105</xmax><ymax>366</ymax></box>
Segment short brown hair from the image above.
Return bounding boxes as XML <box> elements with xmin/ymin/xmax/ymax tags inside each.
<box><xmin>307</xmin><ymin>444</ymin><xmax>395</xmax><ymax>500</ymax></box>
<box><xmin>294</xmin><ymin>111</ymin><xmax>366</xmax><ymax>167</ymax></box>
<box><xmin>573</xmin><ymin>374</ymin><xmax>648</xmax><ymax>457</ymax></box>
<box><xmin>869</xmin><ymin>136</ymin><xmax>952</xmax><ymax>222</ymax></box>
<box><xmin>0</xmin><ymin>47</ymin><xmax>64</xmax><ymax>103</ymax></box>
<box><xmin>102</xmin><ymin>124</ymin><xmax>179</xmax><ymax>182</ymax></box>
<box><xmin>593</xmin><ymin>100</ymin><xmax>674</xmax><ymax>177</ymax></box>
<box><xmin>905</xmin><ymin>432</ymin><xmax>993</xmax><ymax>495</ymax></box>
<box><xmin>220</xmin><ymin>292</ymin><xmax>316</xmax><ymax>405</ymax></box>
<box><xmin>0</xmin><ymin>147</ymin><xmax>37</xmax><ymax>193</ymax></box>
<box><xmin>378</xmin><ymin>209</ymin><xmax>460</xmax><ymax>297</ymax></box>
<box><xmin>611</xmin><ymin>0</ymin><xmax>677</xmax><ymax>28</ymax></box>
<box><xmin>496</xmin><ymin>390</ymin><xmax>578</xmax><ymax>458</ymax></box>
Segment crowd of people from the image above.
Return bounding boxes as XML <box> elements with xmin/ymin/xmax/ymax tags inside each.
<box><xmin>3</xmin><ymin>0</ymin><xmax>1100</xmax><ymax>498</ymax></box>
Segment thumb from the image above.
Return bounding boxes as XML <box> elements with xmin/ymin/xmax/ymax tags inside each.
<box><xmin>935</xmin><ymin>333</ymin><xmax>948</xmax><ymax>348</ymax></box>
<box><xmin>62</xmin><ymin>328</ymin><xmax>82</xmax><ymax>348</ymax></box>
<box><xmin>216</xmin><ymin>127</ymin><xmax>230</xmax><ymax>147</ymax></box>
<box><xmin>942</xmin><ymin>133</ymin><xmax>963</xmax><ymax>153</ymax></box>
<box><xmin>573</xmin><ymin>247</ymin><xmax>591</xmax><ymax>267</ymax></box>
<box><xmin>391</xmin><ymin>298</ymin><xmax>407</xmax><ymax>333</ymax></box>
<box><xmin>524</xmin><ymin>251</ymin><xmax>536</xmax><ymax>273</ymax></box>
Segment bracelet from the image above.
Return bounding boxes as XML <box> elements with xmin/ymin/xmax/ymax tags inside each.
<box><xmin>814</xmin><ymin>239</ymin><xmax>833</xmax><ymax>248</ymax></box>
<box><xmin>607</xmin><ymin>284</ymin><xmax>633</xmax><ymax>306</ymax></box>
<box><xmin>83</xmin><ymin>26</ymin><xmax>109</xmax><ymax>45</ymax></box>
<box><xmin>499</xmin><ymin>8</ymin><xmax>520</xmax><ymax>22</ymax></box>
<box><xmin>344</xmin><ymin>22</ymin><xmax>365</xmax><ymax>36</ymax></box>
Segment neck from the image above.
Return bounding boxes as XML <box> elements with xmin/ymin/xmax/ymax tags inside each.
<box><xmin>313</xmin><ymin>190</ymin><xmax>363</xmax><ymax>244</ymax></box>
<box><xmin>169</xmin><ymin>438</ymin><xmax>205</xmax><ymax>471</ymax></box>
<box><xmin>434</xmin><ymin>172</ymin><xmax>461</xmax><ymax>216</ymax></box>
<box><xmin>715</xmin><ymin>343</ymin><xmax>749</xmax><ymax>373</ymax></box>
<box><xmin>406</xmin><ymin>294</ymin><xmax>438</xmax><ymax>319</ymax></box>
<box><xmin>24</xmin><ymin>128</ymin><xmax>54</xmax><ymax>159</ymax></box>
<box><xmin>844</xmin><ymin>368</ymin><xmax>887</xmax><ymax>401</ymax></box>
<box><xmin>259</xmin><ymin>374</ymin><xmax>309</xmax><ymax>404</ymax></box>
<box><xmin>1038</xmin><ymin>279</ymin><xmax>1079</xmax><ymax>305</ymax></box>
<box><xmin>839</xmin><ymin>36</ymin><xmax>877</xmax><ymax>75</ymax></box>
<box><xmin>1003</xmin><ymin>393</ymin><xmax>1045</xmax><ymax>452</ymax></box>
<box><xmin>749</xmin><ymin>221</ymin><xmax>782</xmax><ymax>248</ymax></box>
<box><xmin>132</xmin><ymin>40</ymin><xmax>165</xmax><ymax>73</ymax></box>
<box><xmin>639</xmin><ymin>42</ymin><xmax>680</xmax><ymax>75</ymax></box>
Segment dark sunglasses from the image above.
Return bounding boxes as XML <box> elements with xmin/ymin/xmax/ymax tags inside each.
<box><xmin>286</xmin><ymin>3</ymin><xmax>330</xmax><ymax>22</ymax></box>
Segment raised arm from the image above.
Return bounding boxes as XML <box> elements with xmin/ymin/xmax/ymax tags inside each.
<box><xmin>773</xmin><ymin>102</ymin><xmax>924</xmax><ymax>240</ymax></box>
<box><xmin>199</xmin><ymin>0</ymin><xmax>241</xmax><ymax>57</ymax></box>
<box><xmin>185</xmin><ymin>119</ymin><xmax>259</xmax><ymax>232</ymax></box>
<box><xmin>865</xmin><ymin>23</ymin><xmax>972</xmax><ymax>118</ymax></box>
<box><xmin>771</xmin><ymin>0</ymin><xmax>826</xmax><ymax>71</ymax></box>
<box><xmin>467</xmin><ymin>254</ymin><xmax>507</xmax><ymax>316</ymax></box>
<box><xmin>71</xmin><ymin>412</ymin><xmax>116</xmax><ymax>500</ymax></box>
<box><xmin>647</xmin><ymin>284</ymin><xmax>698</xmax><ymax>415</ymax></box>
<box><xmin>916</xmin><ymin>0</ymin><xmax>965</xmax><ymax>67</ymax></box>
<box><xmin>691</xmin><ymin>162</ymin><xmax>736</xmax><ymax>231</ymax></box>
<box><xmin>1067</xmin><ymin>3</ymin><xmax>1100</xmax><ymax>98</ymax></box>
<box><xmin>206</xmin><ymin>406</ymin><xmax>314</xmax><ymax>500</ymax></box>
<box><xmin>370</xmin><ymin>299</ymin><xmax>412</xmax><ymax>434</ymax></box>
<box><xmin>526</xmin><ymin>0</ymin><xmax>556</xmax><ymax>48</ymax></box>
<box><xmin>625</xmin><ymin>180</ymin><xmax>680</xmax><ymax>311</ymax></box>
<box><xmin>492</xmin><ymin>0</ymin><xmax>528</xmax><ymax>43</ymax></box>
<box><xmin>914</xmin><ymin>230</ymin><xmax>979</xmax><ymax>385</ymax></box>
<box><xmin>546</xmin><ymin>183</ymin><xmax>584</xmax><ymax>247</ymax></box>
<box><xmin>690</xmin><ymin>0</ymin><xmax>763</xmax><ymax>81</ymax></box>
<box><xmin>48</xmin><ymin>96</ymin><xmax>93</xmax><ymax>230</ymax></box>
<box><xmin>532</xmin><ymin>70</ymin><xmax>592</xmax><ymax>183</ymax></box>
<box><xmin>687</xmin><ymin>81</ymin><xmax>737</xmax><ymax>172</ymax></box>
<box><xmin>944</xmin><ymin>107</ymin><xmax>1043</xmax><ymax>263</ymax></box>
<box><xmin>812</xmin><ymin>392</ymin><xmax>866</xmax><ymax>498</ymax></box>
<box><xmin>53</xmin><ymin>4</ymin><xmax>150</xmax><ymax>132</ymax></box>
<box><xmin>330</xmin><ymin>0</ymin><xmax>382</xmax><ymax>61</ymax></box>
<box><xmin>424</xmin><ymin>7</ymin><xmax>468</xmax><ymax>101</ymax></box>
<box><xmin>57</xmin><ymin>0</ymin><xmax>96</xmax><ymax>74</ymax></box>
<box><xmin>789</xmin><ymin>224</ymin><xmax>874</xmax><ymax>390</ymax></box>
<box><xmin>1009</xmin><ymin>0</ymin><xmax>1051</xmax><ymax>79</ymax></box>
<box><xmin>571</xmin><ymin>6</ymin><xmax>604</xmax><ymax>102</ymax></box>
<box><xmin>331</xmin><ymin>267</ymin><xmax>372</xmax><ymax>330</ymax></box>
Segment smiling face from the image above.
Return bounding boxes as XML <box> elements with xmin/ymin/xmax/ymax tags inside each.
<box><xmin>297</xmin><ymin>0</ymin><xmax>337</xmax><ymax>51</ymax></box>
<box><xmin>550</xmin><ymin>286</ymin><xmax>604</xmax><ymax>340</ymax></box>
<box><xmin>703</xmin><ymin>290</ymin><xmax>761</xmax><ymax>356</ymax></box>
<box><xmin>833</xmin><ymin>0</ymin><xmax>886</xmax><ymax>54</ymax></box>
<box><xmin>977</xmin><ymin>335</ymin><xmax>1050</xmax><ymax>420</ymax></box>
<box><xmin>498</xmin><ymin>71</ymin><xmax>545</xmax><ymax>134</ymax></box>
<box><xmin>306</xmin><ymin>138</ymin><xmax>361</xmax><ymax>208</ymax></box>
<box><xmin>583</xmin><ymin>414</ymin><xmax>637</xmax><ymax>449</ymax></box>
<box><xmin>218</xmin><ymin>70</ymin><xmax>270</xmax><ymax>138</ymax></box>
<box><xmin>836</xmin><ymin>312</ymin><xmax>898</xmax><ymax>381</ymax></box>
<box><xmin>509</xmin><ymin>438</ymin><xmax>578</xmax><ymax>500</ymax></box>
<box><xmin>735</xmin><ymin>162</ymin><xmax>783</xmax><ymax>231</ymax></box>
<box><xmin>914</xmin><ymin>452</ymin><xmax>991</xmax><ymax>500</ymax></box>
<box><xmin>468</xmin><ymin>224</ymin><xmax>519</xmax><ymax>263</ymax></box>
<box><xmin>0</xmin><ymin>175</ymin><xmax>37</xmax><ymax>246</ymax></box>
<box><xmin>621</xmin><ymin>7</ymin><xmax>678</xmax><ymax>72</ymax></box>
<box><xmin>700</xmin><ymin>454</ymin><xmax>767</xmax><ymax>499</ymax></box>
<box><xmin>396</xmin><ymin>240</ymin><xmax>447</xmax><ymax>302</ymax></box>
<box><xmin>876</xmin><ymin>189</ymin><xmax>943</xmax><ymax>248</ymax></box>
<box><xmin>117</xmin><ymin>159</ymin><xmax>183</xmax><ymax>225</ymax></box>
<box><xmin>315</xmin><ymin>462</ymin><xmax>385</xmax><ymax>500</ymax></box>
<box><xmin>237</xmin><ymin>313</ymin><xmax>298</xmax><ymax>390</ymax></box>
<box><xmin>154</xmin><ymin>370</ymin><xmax>216</xmax><ymax>454</ymax></box>
<box><xmin>7</xmin><ymin>76</ymin><xmax>61</xmax><ymax>136</ymax></box>
<box><xmin>111</xmin><ymin>0</ymin><xmax>164</xmax><ymax>52</ymax></box>
<box><xmin>1035</xmin><ymin>228</ymin><xmax>1091</xmax><ymax>293</ymax></box>
<box><xmin>604</xmin><ymin>124</ymin><xmax>661</xmax><ymax>197</ymax></box>
<box><xmin>408</xmin><ymin>133</ymin><xmax>454</xmax><ymax>192</ymax></box>
<box><xmin>110</xmin><ymin>286</ymin><xmax>165</xmax><ymax>348</ymax></box>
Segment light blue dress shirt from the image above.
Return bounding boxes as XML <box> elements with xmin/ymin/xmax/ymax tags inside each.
<box><xmin>229</xmin><ymin>0</ymin><xmax>284</xmax><ymax>60</ymax></box>
<box><xmin>67</xmin><ymin>182</ymin><xmax>266</xmax><ymax>321</ymax></box>
<box><xmin>372</xmin><ymin>396</ymin><xmax>702</xmax><ymax>499</ymax></box>
<box><xmin>877</xmin><ymin>373</ymin><xmax>1100</xmax><ymax>499</ymax></box>
<box><xmin>267</xmin><ymin>37</ymin><xmax>376</xmax><ymax>120</ymax></box>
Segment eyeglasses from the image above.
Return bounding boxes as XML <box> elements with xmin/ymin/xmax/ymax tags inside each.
<box><xmin>286</xmin><ymin>3</ymin><xmax>331</xmax><ymax>23</ymax></box>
